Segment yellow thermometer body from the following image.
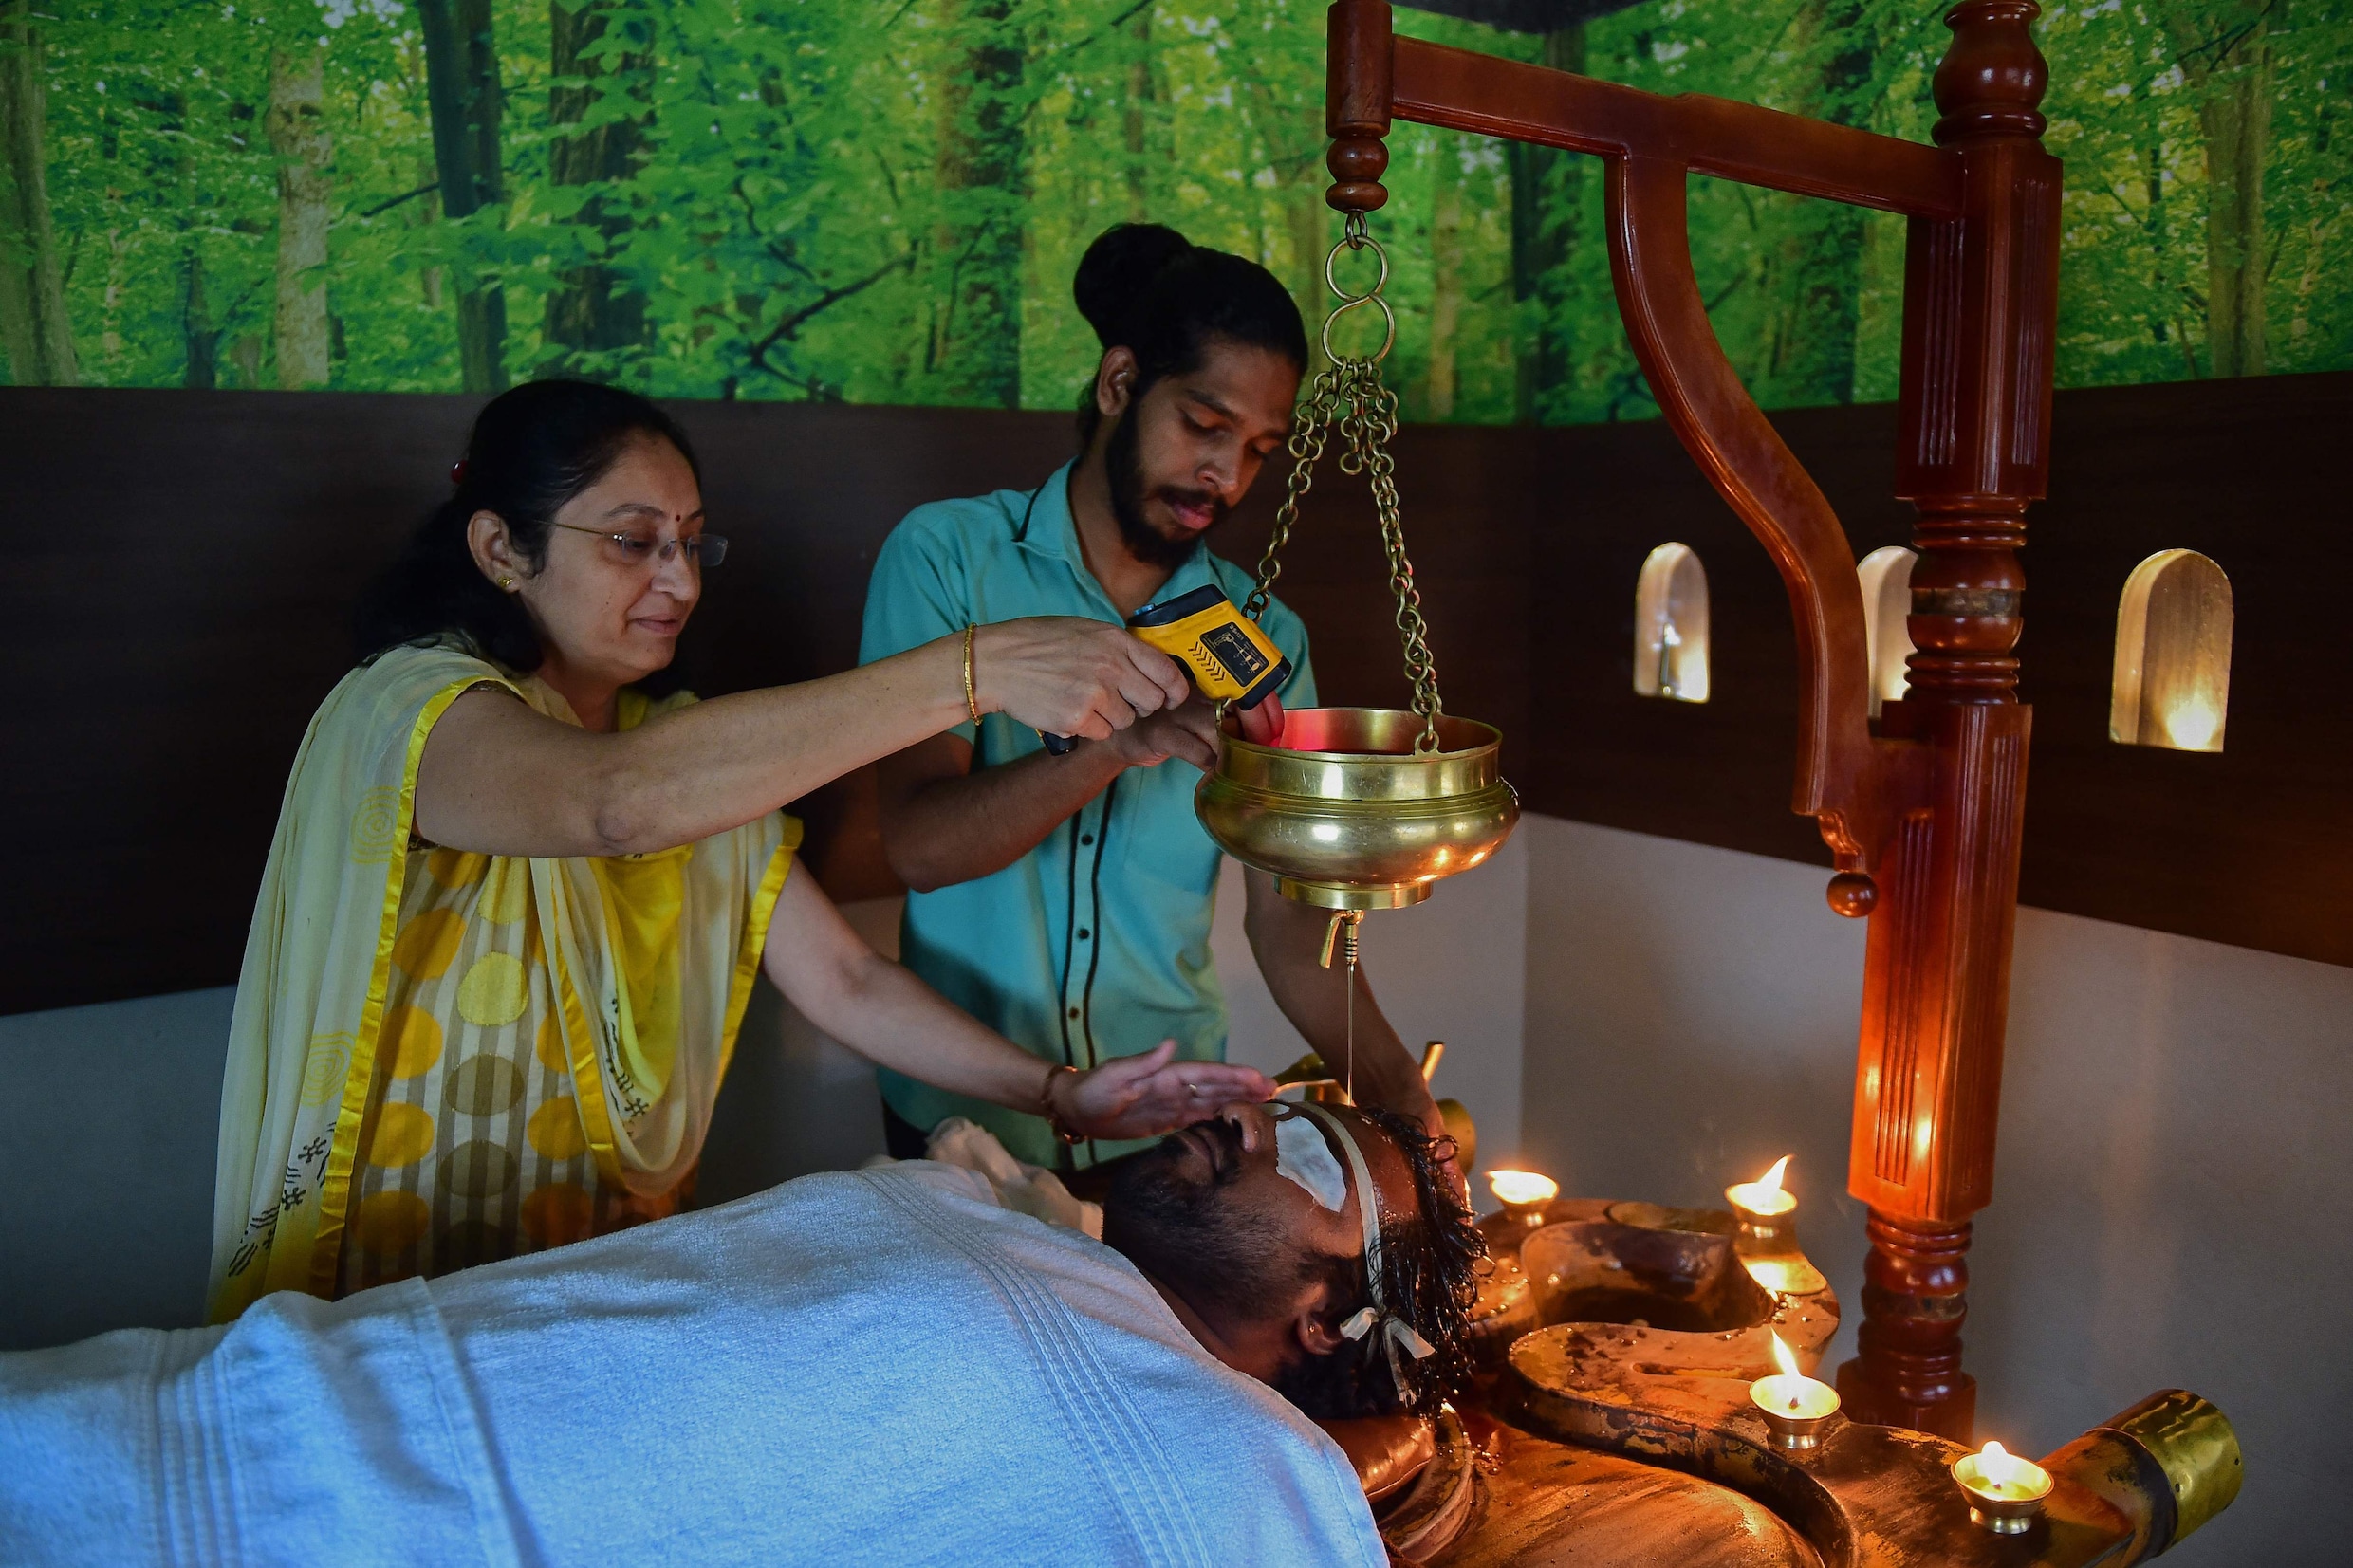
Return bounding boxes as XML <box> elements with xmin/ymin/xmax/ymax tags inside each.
<box><xmin>1125</xmin><ymin>584</ymin><xmax>1292</xmax><ymax>708</ymax></box>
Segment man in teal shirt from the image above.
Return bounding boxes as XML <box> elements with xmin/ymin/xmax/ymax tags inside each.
<box><xmin>860</xmin><ymin>225</ymin><xmax>1436</xmax><ymax>1170</ymax></box>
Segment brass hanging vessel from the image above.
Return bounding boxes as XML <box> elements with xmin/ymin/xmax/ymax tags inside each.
<box><xmin>1196</xmin><ymin>216</ymin><xmax>1519</xmax><ymax>914</ymax></box>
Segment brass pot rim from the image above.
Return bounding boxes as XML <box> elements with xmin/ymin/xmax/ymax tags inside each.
<box><xmin>1218</xmin><ymin>706</ymin><xmax>1504</xmax><ymax>763</ymax></box>
<box><xmin>1210</xmin><ymin>779</ymin><xmax>1519</xmax><ymax>818</ymax></box>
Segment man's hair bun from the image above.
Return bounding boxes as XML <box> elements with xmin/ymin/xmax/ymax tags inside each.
<box><xmin>1073</xmin><ymin>223</ymin><xmax>1195</xmax><ymax>349</ymax></box>
<box><xmin>1067</xmin><ymin>222</ymin><xmax>1307</xmax><ymax>447</ymax></box>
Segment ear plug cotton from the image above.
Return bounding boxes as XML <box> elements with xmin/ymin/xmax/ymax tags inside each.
<box><xmin>1275</xmin><ymin>1114</ymin><xmax>1349</xmax><ymax>1211</ymax></box>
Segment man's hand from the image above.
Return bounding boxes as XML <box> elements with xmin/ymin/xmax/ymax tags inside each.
<box><xmin>1101</xmin><ymin>694</ymin><xmax>1220</xmax><ymax>770</ymax></box>
<box><xmin>1054</xmin><ymin>1041</ymin><xmax>1273</xmax><ymax>1142</ymax></box>
<box><xmin>1234</xmin><ymin>691</ymin><xmax>1286</xmax><ymax>747</ymax></box>
<box><xmin>1100</xmin><ymin>689</ymin><xmax>1288</xmax><ymax>772</ymax></box>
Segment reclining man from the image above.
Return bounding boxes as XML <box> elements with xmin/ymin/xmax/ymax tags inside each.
<box><xmin>1</xmin><ymin>1100</ymin><xmax>1484</xmax><ymax>1567</ymax></box>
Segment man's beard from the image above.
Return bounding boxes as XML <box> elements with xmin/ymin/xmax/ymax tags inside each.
<box><xmin>1102</xmin><ymin>1118</ymin><xmax>1291</xmax><ymax>1321</ymax></box>
<box><xmin>1105</xmin><ymin>402</ymin><xmax>1229</xmax><ymax>572</ymax></box>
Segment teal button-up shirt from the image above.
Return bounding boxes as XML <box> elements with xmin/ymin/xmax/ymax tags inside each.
<box><xmin>858</xmin><ymin>463</ymin><xmax>1316</xmax><ymax>1168</ymax></box>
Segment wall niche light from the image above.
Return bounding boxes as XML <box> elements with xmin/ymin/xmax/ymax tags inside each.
<box><xmin>1856</xmin><ymin>546</ymin><xmax>1918</xmax><ymax>719</ymax></box>
<box><xmin>2111</xmin><ymin>549</ymin><xmax>2233</xmax><ymax>752</ymax></box>
<box><xmin>1633</xmin><ymin>542</ymin><xmax>1710</xmax><ymax>702</ymax></box>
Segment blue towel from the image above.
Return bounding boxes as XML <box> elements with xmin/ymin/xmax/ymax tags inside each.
<box><xmin>1</xmin><ymin>1164</ymin><xmax>1385</xmax><ymax>1568</ymax></box>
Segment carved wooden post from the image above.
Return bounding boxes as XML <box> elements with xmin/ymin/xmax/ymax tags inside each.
<box><xmin>1325</xmin><ymin>0</ymin><xmax>1394</xmax><ymax>216</ymax></box>
<box><xmin>1316</xmin><ymin>0</ymin><xmax>2060</xmax><ymax>1441</ymax></box>
<box><xmin>1834</xmin><ymin>0</ymin><xmax>2060</xmax><ymax>1440</ymax></box>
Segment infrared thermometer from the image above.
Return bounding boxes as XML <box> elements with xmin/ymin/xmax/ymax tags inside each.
<box><xmin>1039</xmin><ymin>584</ymin><xmax>1292</xmax><ymax>754</ymax></box>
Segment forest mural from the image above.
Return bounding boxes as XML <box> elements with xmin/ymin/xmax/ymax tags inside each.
<box><xmin>0</xmin><ymin>0</ymin><xmax>2344</xmax><ymax>422</ymax></box>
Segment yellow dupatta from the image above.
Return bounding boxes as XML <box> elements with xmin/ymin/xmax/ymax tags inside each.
<box><xmin>208</xmin><ymin>644</ymin><xmax>791</xmax><ymax>1321</ymax></box>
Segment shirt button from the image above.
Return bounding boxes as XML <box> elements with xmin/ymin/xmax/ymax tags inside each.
<box><xmin>1068</xmin><ymin>1006</ymin><xmax>1082</xmax><ymax>1020</ymax></box>
<box><xmin>1080</xmin><ymin>834</ymin><xmax>1094</xmax><ymax>846</ymax></box>
<box><xmin>1077</xmin><ymin>928</ymin><xmax>1090</xmax><ymax>940</ymax></box>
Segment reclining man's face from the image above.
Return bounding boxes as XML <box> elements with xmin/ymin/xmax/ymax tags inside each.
<box><xmin>1102</xmin><ymin>1101</ymin><xmax>1415</xmax><ymax>1393</ymax></box>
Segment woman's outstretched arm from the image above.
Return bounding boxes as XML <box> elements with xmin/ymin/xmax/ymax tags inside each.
<box><xmin>758</xmin><ymin>867</ymin><xmax>1271</xmax><ymax>1142</ymax></box>
<box><xmin>412</xmin><ymin>618</ymin><xmax>1189</xmax><ymax>858</ymax></box>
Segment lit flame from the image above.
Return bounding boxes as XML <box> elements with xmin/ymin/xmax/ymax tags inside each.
<box><xmin>1728</xmin><ymin>1155</ymin><xmax>1796</xmax><ymax>1215</ymax></box>
<box><xmin>2164</xmin><ymin>694</ymin><xmax>2222</xmax><ymax>751</ymax></box>
<box><xmin>1488</xmin><ymin>1170</ymin><xmax>1560</xmax><ymax>1207</ymax></box>
<box><xmin>1769</xmin><ymin>1330</ymin><xmax>1801</xmax><ymax>1381</ymax></box>
<box><xmin>1979</xmin><ymin>1441</ymin><xmax>2026</xmax><ymax>1487</ymax></box>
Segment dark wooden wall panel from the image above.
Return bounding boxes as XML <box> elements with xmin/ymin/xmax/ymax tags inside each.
<box><xmin>1525</xmin><ymin>372</ymin><xmax>2352</xmax><ymax>968</ymax></box>
<box><xmin>3</xmin><ymin>372</ymin><xmax>2343</xmax><ymax>1012</ymax></box>
<box><xmin>6</xmin><ymin>391</ymin><xmax>1081</xmax><ymax>1014</ymax></box>
<box><xmin>0</xmin><ymin>388</ymin><xmax>1530</xmax><ymax>1014</ymax></box>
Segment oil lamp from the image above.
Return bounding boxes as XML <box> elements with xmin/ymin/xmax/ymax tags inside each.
<box><xmin>1749</xmin><ymin>1331</ymin><xmax>1839</xmax><ymax>1451</ymax></box>
<box><xmin>1952</xmin><ymin>1440</ymin><xmax>2052</xmax><ymax>1534</ymax></box>
<box><xmin>1726</xmin><ymin>1155</ymin><xmax>1797</xmax><ymax>1245</ymax></box>
<box><xmin>1486</xmin><ymin>1169</ymin><xmax>1558</xmax><ymax>1231</ymax></box>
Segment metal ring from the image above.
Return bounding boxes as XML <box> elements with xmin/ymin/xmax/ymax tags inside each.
<box><xmin>1321</xmin><ymin>293</ymin><xmax>1397</xmax><ymax>366</ymax></box>
<box><xmin>1324</xmin><ymin>231</ymin><xmax>1389</xmax><ymax>300</ymax></box>
<box><xmin>1320</xmin><ymin>234</ymin><xmax>1396</xmax><ymax>365</ymax></box>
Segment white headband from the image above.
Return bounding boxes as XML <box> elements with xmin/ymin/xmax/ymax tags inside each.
<box><xmin>1291</xmin><ymin>1103</ymin><xmax>1435</xmax><ymax>1401</ymax></box>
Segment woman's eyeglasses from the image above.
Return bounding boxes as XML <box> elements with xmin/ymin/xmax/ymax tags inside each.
<box><xmin>547</xmin><ymin>521</ymin><xmax>730</xmax><ymax>568</ymax></box>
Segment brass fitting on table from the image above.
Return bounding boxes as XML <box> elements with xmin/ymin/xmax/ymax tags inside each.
<box><xmin>2039</xmin><ymin>1389</ymin><xmax>2242</xmax><ymax>1559</ymax></box>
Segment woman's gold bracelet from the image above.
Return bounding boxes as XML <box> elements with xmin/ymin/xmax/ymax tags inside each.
<box><xmin>962</xmin><ymin>623</ymin><xmax>980</xmax><ymax>726</ymax></box>
<box><xmin>1040</xmin><ymin>1062</ymin><xmax>1084</xmax><ymax>1145</ymax></box>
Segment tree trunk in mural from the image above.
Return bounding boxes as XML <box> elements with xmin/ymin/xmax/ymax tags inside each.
<box><xmin>929</xmin><ymin>0</ymin><xmax>1025</xmax><ymax>408</ymax></box>
<box><xmin>1282</xmin><ymin>166</ymin><xmax>1327</xmax><ymax>352</ymax></box>
<box><xmin>183</xmin><ymin>249</ymin><xmax>217</xmax><ymax>389</ymax></box>
<box><xmin>268</xmin><ymin>50</ymin><xmax>333</xmax><ymax>390</ymax></box>
<box><xmin>2164</xmin><ymin>0</ymin><xmax>2271</xmax><ymax>378</ymax></box>
<box><xmin>544</xmin><ymin>0</ymin><xmax>647</xmax><ymax>373</ymax></box>
<box><xmin>0</xmin><ymin>0</ymin><xmax>74</xmax><ymax>386</ymax></box>
<box><xmin>1239</xmin><ymin>73</ymin><xmax>1327</xmax><ymax>355</ymax></box>
<box><xmin>1508</xmin><ymin>24</ymin><xmax>1583</xmax><ymax>424</ymax></box>
<box><xmin>1122</xmin><ymin>7</ymin><xmax>1154</xmax><ymax>222</ymax></box>
<box><xmin>418</xmin><ymin>0</ymin><xmax>508</xmax><ymax>393</ymax></box>
<box><xmin>1424</xmin><ymin>139</ymin><xmax>1464</xmax><ymax>419</ymax></box>
<box><xmin>1765</xmin><ymin>0</ymin><xmax>1869</xmax><ymax>405</ymax></box>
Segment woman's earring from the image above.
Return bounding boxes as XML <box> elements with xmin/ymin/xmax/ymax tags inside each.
<box><xmin>499</xmin><ymin>577</ymin><xmax>514</xmax><ymax>590</ymax></box>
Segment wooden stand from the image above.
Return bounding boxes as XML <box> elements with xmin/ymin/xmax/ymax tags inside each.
<box><xmin>1321</xmin><ymin>0</ymin><xmax>2059</xmax><ymax>1439</ymax></box>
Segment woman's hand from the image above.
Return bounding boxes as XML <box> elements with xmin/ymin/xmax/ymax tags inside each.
<box><xmin>1052</xmin><ymin>1041</ymin><xmax>1274</xmax><ymax>1142</ymax></box>
<box><xmin>972</xmin><ymin>618</ymin><xmax>1190</xmax><ymax>742</ymax></box>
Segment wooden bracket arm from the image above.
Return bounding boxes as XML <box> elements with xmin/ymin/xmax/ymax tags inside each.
<box><xmin>1606</xmin><ymin>156</ymin><xmax>1923</xmax><ymax>868</ymax></box>
<box><xmin>1393</xmin><ymin>37</ymin><xmax>1963</xmax><ymax>221</ymax></box>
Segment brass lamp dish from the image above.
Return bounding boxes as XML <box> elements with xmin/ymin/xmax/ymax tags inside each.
<box><xmin>1199</xmin><ymin>707</ymin><xmax>1518</xmax><ymax>909</ymax></box>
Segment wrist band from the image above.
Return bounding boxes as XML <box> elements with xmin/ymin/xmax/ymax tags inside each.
<box><xmin>962</xmin><ymin>624</ymin><xmax>981</xmax><ymax>725</ymax></box>
<box><xmin>1040</xmin><ymin>1063</ymin><xmax>1083</xmax><ymax>1144</ymax></box>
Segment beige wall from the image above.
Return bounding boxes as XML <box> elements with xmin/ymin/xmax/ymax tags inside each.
<box><xmin>1519</xmin><ymin>814</ymin><xmax>2353</xmax><ymax>1565</ymax></box>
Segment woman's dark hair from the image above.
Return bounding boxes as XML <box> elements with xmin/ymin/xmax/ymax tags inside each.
<box><xmin>355</xmin><ymin>379</ymin><xmax>700</xmax><ymax>673</ymax></box>
<box><xmin>1071</xmin><ymin>222</ymin><xmax>1309</xmax><ymax>445</ymax></box>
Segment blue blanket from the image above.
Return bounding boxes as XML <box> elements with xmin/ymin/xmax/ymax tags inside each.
<box><xmin>0</xmin><ymin>1164</ymin><xmax>1386</xmax><ymax>1567</ymax></box>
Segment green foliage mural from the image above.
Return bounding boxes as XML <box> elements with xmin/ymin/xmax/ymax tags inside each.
<box><xmin>1</xmin><ymin>0</ymin><xmax>2346</xmax><ymax>418</ymax></box>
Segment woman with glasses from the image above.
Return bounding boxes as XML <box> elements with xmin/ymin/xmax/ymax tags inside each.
<box><xmin>208</xmin><ymin>379</ymin><xmax>1269</xmax><ymax>1321</ymax></box>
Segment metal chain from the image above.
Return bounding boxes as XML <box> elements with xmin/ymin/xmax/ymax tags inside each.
<box><xmin>1245</xmin><ymin>365</ymin><xmax>1342</xmax><ymax>625</ymax></box>
<box><xmin>1350</xmin><ymin>366</ymin><xmax>1444</xmax><ymax>750</ymax></box>
<box><xmin>1247</xmin><ymin>223</ymin><xmax>1445</xmax><ymax>752</ymax></box>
